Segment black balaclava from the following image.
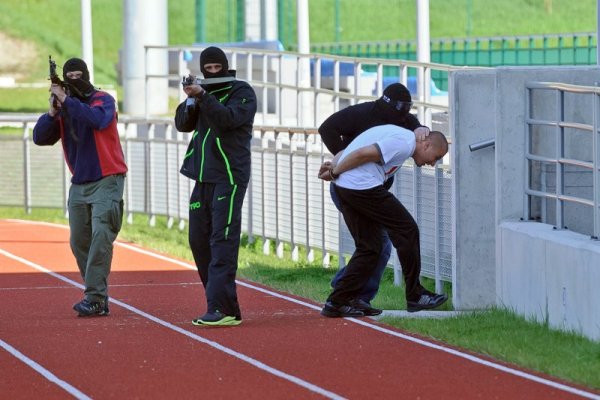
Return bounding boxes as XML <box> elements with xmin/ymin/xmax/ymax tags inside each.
<box><xmin>199</xmin><ymin>46</ymin><xmax>234</xmax><ymax>91</ymax></box>
<box><xmin>375</xmin><ymin>83</ymin><xmax>413</xmax><ymax>124</ymax></box>
<box><xmin>62</xmin><ymin>58</ymin><xmax>95</xmax><ymax>99</ymax></box>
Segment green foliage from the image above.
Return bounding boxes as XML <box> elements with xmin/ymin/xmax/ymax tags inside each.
<box><xmin>291</xmin><ymin>0</ymin><xmax>596</xmax><ymax>45</ymax></box>
<box><xmin>0</xmin><ymin>0</ymin><xmax>120</xmax><ymax>84</ymax></box>
<box><xmin>169</xmin><ymin>0</ymin><xmax>246</xmax><ymax>44</ymax></box>
<box><xmin>2</xmin><ymin>0</ymin><xmax>593</xmax><ymax>111</ymax></box>
<box><xmin>169</xmin><ymin>0</ymin><xmax>196</xmax><ymax>45</ymax></box>
<box><xmin>0</xmin><ymin>127</ymin><xmax>24</xmax><ymax>137</ymax></box>
<box><xmin>0</xmin><ymin>87</ymin><xmax>50</xmax><ymax>113</ymax></box>
<box><xmin>0</xmin><ymin>0</ymin><xmax>596</xmax><ymax>86</ymax></box>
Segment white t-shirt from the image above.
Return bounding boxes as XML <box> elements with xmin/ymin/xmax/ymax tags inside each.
<box><xmin>335</xmin><ymin>124</ymin><xmax>415</xmax><ymax>190</ymax></box>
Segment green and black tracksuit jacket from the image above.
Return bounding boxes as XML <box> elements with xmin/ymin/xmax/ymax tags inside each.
<box><xmin>174</xmin><ymin>79</ymin><xmax>257</xmax><ymax>317</ymax></box>
<box><xmin>176</xmin><ymin>80</ymin><xmax>257</xmax><ymax>186</ymax></box>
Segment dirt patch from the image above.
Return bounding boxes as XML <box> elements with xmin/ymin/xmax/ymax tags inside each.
<box><xmin>0</xmin><ymin>31</ymin><xmax>38</xmax><ymax>80</ymax></box>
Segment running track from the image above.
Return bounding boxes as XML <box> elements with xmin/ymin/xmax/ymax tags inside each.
<box><xmin>1</xmin><ymin>219</ymin><xmax>598</xmax><ymax>400</ymax></box>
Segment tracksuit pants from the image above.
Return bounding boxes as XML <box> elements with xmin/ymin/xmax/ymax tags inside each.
<box><xmin>328</xmin><ymin>184</ymin><xmax>424</xmax><ymax>306</ymax></box>
<box><xmin>329</xmin><ymin>183</ymin><xmax>392</xmax><ymax>302</ymax></box>
<box><xmin>188</xmin><ymin>182</ymin><xmax>246</xmax><ymax>318</ymax></box>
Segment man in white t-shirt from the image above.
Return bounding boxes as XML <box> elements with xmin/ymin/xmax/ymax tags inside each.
<box><xmin>317</xmin><ymin>125</ymin><xmax>449</xmax><ymax>317</ymax></box>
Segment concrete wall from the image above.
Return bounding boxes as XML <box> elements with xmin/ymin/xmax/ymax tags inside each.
<box><xmin>450</xmin><ymin>66</ymin><xmax>600</xmax><ymax>340</ymax></box>
<box><xmin>499</xmin><ymin>222</ymin><xmax>600</xmax><ymax>341</ymax></box>
<box><xmin>449</xmin><ymin>70</ymin><xmax>497</xmax><ymax>310</ymax></box>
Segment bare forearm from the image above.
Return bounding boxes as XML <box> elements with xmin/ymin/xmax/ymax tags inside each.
<box><xmin>318</xmin><ymin>144</ymin><xmax>381</xmax><ymax>181</ymax></box>
<box><xmin>331</xmin><ymin>145</ymin><xmax>380</xmax><ymax>177</ymax></box>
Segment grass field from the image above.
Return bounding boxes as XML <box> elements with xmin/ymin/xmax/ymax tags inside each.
<box><xmin>1</xmin><ymin>207</ymin><xmax>599</xmax><ymax>390</ymax></box>
<box><xmin>0</xmin><ymin>0</ymin><xmax>596</xmax><ymax>85</ymax></box>
<box><xmin>0</xmin><ymin>0</ymin><xmax>596</xmax><ymax>113</ymax></box>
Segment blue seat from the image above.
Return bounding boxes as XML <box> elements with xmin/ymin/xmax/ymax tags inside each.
<box><xmin>382</xmin><ymin>76</ymin><xmax>446</xmax><ymax>96</ymax></box>
<box><xmin>309</xmin><ymin>59</ymin><xmax>447</xmax><ymax>97</ymax></box>
<box><xmin>310</xmin><ymin>58</ymin><xmax>356</xmax><ymax>77</ymax></box>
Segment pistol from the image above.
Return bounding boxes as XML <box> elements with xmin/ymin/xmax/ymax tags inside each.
<box><xmin>182</xmin><ymin>74</ymin><xmax>199</xmax><ymax>87</ymax></box>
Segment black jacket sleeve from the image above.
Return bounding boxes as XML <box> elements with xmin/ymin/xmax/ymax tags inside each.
<box><xmin>174</xmin><ymin>99</ymin><xmax>199</xmax><ymax>132</ymax></box>
<box><xmin>403</xmin><ymin>113</ymin><xmax>425</xmax><ymax>132</ymax></box>
<box><xmin>318</xmin><ymin>106</ymin><xmax>359</xmax><ymax>155</ymax></box>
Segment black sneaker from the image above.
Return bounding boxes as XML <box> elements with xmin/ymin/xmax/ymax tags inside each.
<box><xmin>321</xmin><ymin>301</ymin><xmax>365</xmax><ymax>318</ymax></box>
<box><xmin>103</xmin><ymin>297</ymin><xmax>110</xmax><ymax>315</ymax></box>
<box><xmin>73</xmin><ymin>299</ymin><xmax>109</xmax><ymax>317</ymax></box>
<box><xmin>406</xmin><ymin>292</ymin><xmax>448</xmax><ymax>313</ymax></box>
<box><xmin>191</xmin><ymin>310</ymin><xmax>242</xmax><ymax>327</ymax></box>
<box><xmin>350</xmin><ymin>299</ymin><xmax>383</xmax><ymax>316</ymax></box>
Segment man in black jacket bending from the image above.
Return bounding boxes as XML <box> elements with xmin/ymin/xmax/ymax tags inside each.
<box><xmin>175</xmin><ymin>46</ymin><xmax>257</xmax><ymax>327</ymax></box>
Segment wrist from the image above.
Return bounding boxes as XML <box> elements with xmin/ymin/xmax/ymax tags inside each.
<box><xmin>330</xmin><ymin>167</ymin><xmax>339</xmax><ymax>180</ymax></box>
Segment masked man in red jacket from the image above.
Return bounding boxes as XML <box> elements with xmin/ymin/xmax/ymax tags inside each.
<box><xmin>33</xmin><ymin>58</ymin><xmax>127</xmax><ymax>317</ymax></box>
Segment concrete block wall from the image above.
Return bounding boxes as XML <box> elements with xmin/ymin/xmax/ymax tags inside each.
<box><xmin>499</xmin><ymin>222</ymin><xmax>600</xmax><ymax>341</ymax></box>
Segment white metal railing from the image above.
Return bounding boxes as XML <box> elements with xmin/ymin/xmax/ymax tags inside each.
<box><xmin>525</xmin><ymin>82</ymin><xmax>600</xmax><ymax>239</ymax></box>
<box><xmin>2</xmin><ymin>48</ymin><xmax>465</xmax><ymax>290</ymax></box>
<box><xmin>144</xmin><ymin>45</ymin><xmax>457</xmax><ymax>128</ymax></box>
<box><xmin>0</xmin><ymin>114</ymin><xmax>453</xmax><ymax>287</ymax></box>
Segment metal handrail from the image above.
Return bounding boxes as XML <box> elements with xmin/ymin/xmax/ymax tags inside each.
<box><xmin>525</xmin><ymin>81</ymin><xmax>600</xmax><ymax>239</ymax></box>
<box><xmin>469</xmin><ymin>138</ymin><xmax>495</xmax><ymax>152</ymax></box>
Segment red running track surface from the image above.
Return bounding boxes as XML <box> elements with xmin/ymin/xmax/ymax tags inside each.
<box><xmin>0</xmin><ymin>219</ymin><xmax>598</xmax><ymax>400</ymax></box>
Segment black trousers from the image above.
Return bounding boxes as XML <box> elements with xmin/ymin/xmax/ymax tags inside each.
<box><xmin>188</xmin><ymin>182</ymin><xmax>246</xmax><ymax>317</ymax></box>
<box><xmin>329</xmin><ymin>185</ymin><xmax>424</xmax><ymax>305</ymax></box>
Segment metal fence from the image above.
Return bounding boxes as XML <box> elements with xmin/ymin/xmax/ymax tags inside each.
<box><xmin>148</xmin><ymin>44</ymin><xmax>456</xmax><ymax>130</ymax></box>
<box><xmin>310</xmin><ymin>32</ymin><xmax>597</xmax><ymax>90</ymax></box>
<box><xmin>0</xmin><ymin>114</ymin><xmax>453</xmax><ymax>287</ymax></box>
<box><xmin>525</xmin><ymin>82</ymin><xmax>600</xmax><ymax>239</ymax></box>
<box><xmin>1</xmin><ymin>47</ymin><xmax>464</xmax><ymax>291</ymax></box>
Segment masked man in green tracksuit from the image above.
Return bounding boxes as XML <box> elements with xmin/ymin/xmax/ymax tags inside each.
<box><xmin>175</xmin><ymin>46</ymin><xmax>257</xmax><ymax>326</ymax></box>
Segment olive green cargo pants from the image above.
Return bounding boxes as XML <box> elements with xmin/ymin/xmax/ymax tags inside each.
<box><xmin>68</xmin><ymin>174</ymin><xmax>125</xmax><ymax>303</ymax></box>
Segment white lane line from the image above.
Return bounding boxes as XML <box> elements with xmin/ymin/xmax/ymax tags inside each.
<box><xmin>0</xmin><ymin>282</ymin><xmax>201</xmax><ymax>291</ymax></box>
<box><xmin>0</xmin><ymin>339</ymin><xmax>92</xmax><ymax>400</ymax></box>
<box><xmin>113</xmin><ymin>240</ymin><xmax>600</xmax><ymax>397</ymax></box>
<box><xmin>5</xmin><ymin>219</ymin><xmax>600</xmax><ymax>400</ymax></box>
<box><xmin>0</xmin><ymin>248</ymin><xmax>345</xmax><ymax>400</ymax></box>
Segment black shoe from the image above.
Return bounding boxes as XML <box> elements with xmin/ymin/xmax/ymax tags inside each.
<box><xmin>406</xmin><ymin>292</ymin><xmax>448</xmax><ymax>313</ymax></box>
<box><xmin>104</xmin><ymin>297</ymin><xmax>110</xmax><ymax>315</ymax></box>
<box><xmin>321</xmin><ymin>301</ymin><xmax>365</xmax><ymax>318</ymax></box>
<box><xmin>350</xmin><ymin>299</ymin><xmax>383</xmax><ymax>316</ymax></box>
<box><xmin>191</xmin><ymin>310</ymin><xmax>242</xmax><ymax>326</ymax></box>
<box><xmin>73</xmin><ymin>299</ymin><xmax>109</xmax><ymax>317</ymax></box>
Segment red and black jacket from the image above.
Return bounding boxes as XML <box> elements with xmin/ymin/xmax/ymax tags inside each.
<box><xmin>33</xmin><ymin>90</ymin><xmax>127</xmax><ymax>184</ymax></box>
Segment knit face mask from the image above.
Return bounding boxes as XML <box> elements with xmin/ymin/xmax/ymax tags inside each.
<box><xmin>62</xmin><ymin>58</ymin><xmax>94</xmax><ymax>99</ymax></box>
